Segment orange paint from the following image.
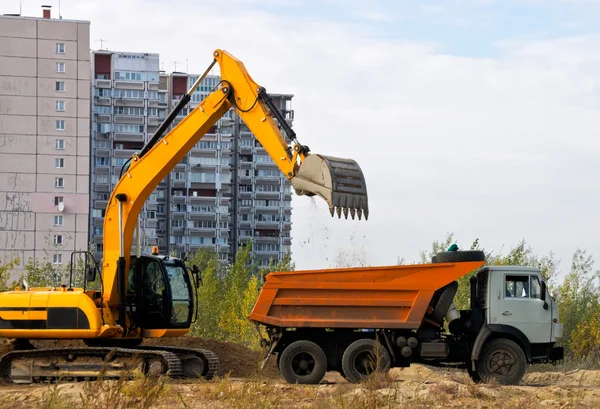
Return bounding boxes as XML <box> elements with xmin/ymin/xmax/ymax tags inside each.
<box><xmin>249</xmin><ymin>260</ymin><xmax>484</xmax><ymax>329</ymax></box>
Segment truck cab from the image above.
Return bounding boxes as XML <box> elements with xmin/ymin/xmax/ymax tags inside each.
<box><xmin>455</xmin><ymin>265</ymin><xmax>564</xmax><ymax>383</ymax></box>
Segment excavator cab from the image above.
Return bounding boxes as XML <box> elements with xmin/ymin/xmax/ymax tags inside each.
<box><xmin>126</xmin><ymin>253</ymin><xmax>196</xmax><ymax>330</ymax></box>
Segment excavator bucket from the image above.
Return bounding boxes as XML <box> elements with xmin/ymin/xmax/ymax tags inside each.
<box><xmin>291</xmin><ymin>154</ymin><xmax>369</xmax><ymax>220</ymax></box>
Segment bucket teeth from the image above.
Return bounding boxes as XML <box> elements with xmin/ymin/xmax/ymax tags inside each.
<box><xmin>329</xmin><ymin>206</ymin><xmax>364</xmax><ymax>220</ymax></box>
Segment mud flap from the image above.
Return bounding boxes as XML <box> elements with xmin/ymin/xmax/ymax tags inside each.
<box><xmin>291</xmin><ymin>154</ymin><xmax>369</xmax><ymax>220</ymax></box>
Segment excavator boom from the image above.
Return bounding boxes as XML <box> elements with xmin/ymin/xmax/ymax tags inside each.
<box><xmin>103</xmin><ymin>49</ymin><xmax>369</xmax><ymax>308</ymax></box>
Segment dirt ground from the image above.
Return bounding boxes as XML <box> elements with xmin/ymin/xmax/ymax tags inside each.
<box><xmin>0</xmin><ymin>337</ymin><xmax>598</xmax><ymax>409</ymax></box>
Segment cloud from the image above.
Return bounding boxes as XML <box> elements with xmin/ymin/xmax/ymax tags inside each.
<box><xmin>10</xmin><ymin>0</ymin><xmax>600</xmax><ymax>275</ymax></box>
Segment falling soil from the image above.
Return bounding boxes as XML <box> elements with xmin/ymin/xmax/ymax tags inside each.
<box><xmin>0</xmin><ymin>336</ymin><xmax>279</xmax><ymax>379</ymax></box>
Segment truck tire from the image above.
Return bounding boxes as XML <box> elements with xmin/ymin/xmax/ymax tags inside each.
<box><xmin>434</xmin><ymin>250</ymin><xmax>485</xmax><ymax>263</ymax></box>
<box><xmin>341</xmin><ymin>339</ymin><xmax>390</xmax><ymax>383</ymax></box>
<box><xmin>475</xmin><ymin>338</ymin><xmax>526</xmax><ymax>385</ymax></box>
<box><xmin>278</xmin><ymin>340</ymin><xmax>327</xmax><ymax>384</ymax></box>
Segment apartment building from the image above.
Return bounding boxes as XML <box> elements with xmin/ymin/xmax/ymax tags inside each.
<box><xmin>163</xmin><ymin>73</ymin><xmax>294</xmax><ymax>266</ymax></box>
<box><xmin>0</xmin><ymin>6</ymin><xmax>90</xmax><ymax>278</ymax></box>
<box><xmin>89</xmin><ymin>51</ymin><xmax>293</xmax><ymax>266</ymax></box>
<box><xmin>89</xmin><ymin>50</ymin><xmax>166</xmax><ymax>259</ymax></box>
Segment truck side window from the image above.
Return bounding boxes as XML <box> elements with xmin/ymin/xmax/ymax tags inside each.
<box><xmin>505</xmin><ymin>275</ymin><xmax>529</xmax><ymax>298</ymax></box>
<box><xmin>530</xmin><ymin>275</ymin><xmax>542</xmax><ymax>299</ymax></box>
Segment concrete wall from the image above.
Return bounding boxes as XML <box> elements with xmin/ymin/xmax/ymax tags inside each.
<box><xmin>0</xmin><ymin>15</ymin><xmax>90</xmax><ymax>280</ymax></box>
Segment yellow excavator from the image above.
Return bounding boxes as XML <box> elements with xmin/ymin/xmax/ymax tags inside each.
<box><xmin>0</xmin><ymin>50</ymin><xmax>369</xmax><ymax>383</ymax></box>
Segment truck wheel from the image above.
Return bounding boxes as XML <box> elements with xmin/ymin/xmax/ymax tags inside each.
<box><xmin>434</xmin><ymin>250</ymin><xmax>485</xmax><ymax>263</ymax></box>
<box><xmin>341</xmin><ymin>339</ymin><xmax>390</xmax><ymax>383</ymax></box>
<box><xmin>278</xmin><ymin>340</ymin><xmax>327</xmax><ymax>384</ymax></box>
<box><xmin>476</xmin><ymin>338</ymin><xmax>526</xmax><ymax>385</ymax></box>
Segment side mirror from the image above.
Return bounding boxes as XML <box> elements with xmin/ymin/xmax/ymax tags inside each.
<box><xmin>85</xmin><ymin>265</ymin><xmax>97</xmax><ymax>283</ymax></box>
<box><xmin>192</xmin><ymin>265</ymin><xmax>202</xmax><ymax>287</ymax></box>
<box><xmin>541</xmin><ymin>280</ymin><xmax>548</xmax><ymax>310</ymax></box>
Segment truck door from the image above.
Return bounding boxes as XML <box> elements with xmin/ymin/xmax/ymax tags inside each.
<box><xmin>491</xmin><ymin>273</ymin><xmax>551</xmax><ymax>344</ymax></box>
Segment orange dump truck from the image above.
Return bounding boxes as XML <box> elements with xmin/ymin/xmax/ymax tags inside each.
<box><xmin>249</xmin><ymin>250</ymin><xmax>564</xmax><ymax>386</ymax></box>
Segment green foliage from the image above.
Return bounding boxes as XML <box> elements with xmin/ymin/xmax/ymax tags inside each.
<box><xmin>553</xmin><ymin>249</ymin><xmax>600</xmax><ymax>354</ymax></box>
<box><xmin>188</xmin><ymin>243</ymin><xmax>295</xmax><ymax>349</ymax></box>
<box><xmin>0</xmin><ymin>255</ymin><xmax>20</xmax><ymax>291</ymax></box>
<box><xmin>413</xmin><ymin>233</ymin><xmax>600</xmax><ymax>358</ymax></box>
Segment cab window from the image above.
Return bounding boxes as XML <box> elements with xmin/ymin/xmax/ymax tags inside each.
<box><xmin>505</xmin><ymin>275</ymin><xmax>542</xmax><ymax>299</ymax></box>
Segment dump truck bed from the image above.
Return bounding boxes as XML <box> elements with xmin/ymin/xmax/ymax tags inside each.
<box><xmin>249</xmin><ymin>260</ymin><xmax>484</xmax><ymax>329</ymax></box>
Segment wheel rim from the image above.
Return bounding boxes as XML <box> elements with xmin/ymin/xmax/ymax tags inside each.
<box><xmin>291</xmin><ymin>352</ymin><xmax>316</xmax><ymax>376</ymax></box>
<box><xmin>353</xmin><ymin>351</ymin><xmax>376</xmax><ymax>375</ymax></box>
<box><xmin>486</xmin><ymin>348</ymin><xmax>516</xmax><ymax>377</ymax></box>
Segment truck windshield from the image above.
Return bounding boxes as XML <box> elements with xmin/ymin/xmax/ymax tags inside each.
<box><xmin>165</xmin><ymin>263</ymin><xmax>191</xmax><ymax>325</ymax></box>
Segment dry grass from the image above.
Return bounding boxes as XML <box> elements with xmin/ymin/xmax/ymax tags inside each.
<box><xmin>0</xmin><ymin>364</ymin><xmax>599</xmax><ymax>409</ymax></box>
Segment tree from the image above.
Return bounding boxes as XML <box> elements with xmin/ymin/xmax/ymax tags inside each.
<box><xmin>0</xmin><ymin>255</ymin><xmax>20</xmax><ymax>291</ymax></box>
<box><xmin>553</xmin><ymin>249</ymin><xmax>600</xmax><ymax>353</ymax></box>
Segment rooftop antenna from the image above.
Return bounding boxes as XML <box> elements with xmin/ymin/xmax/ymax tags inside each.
<box><xmin>96</xmin><ymin>39</ymin><xmax>109</xmax><ymax>50</ymax></box>
<box><xmin>186</xmin><ymin>58</ymin><xmax>189</xmax><ymax>73</ymax></box>
<box><xmin>58</xmin><ymin>0</ymin><xmax>62</xmax><ymax>19</ymax></box>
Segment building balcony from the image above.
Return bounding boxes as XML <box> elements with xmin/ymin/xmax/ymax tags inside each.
<box><xmin>94</xmin><ymin>182</ymin><xmax>110</xmax><ymax>192</ymax></box>
<box><xmin>113</xmin><ymin>149</ymin><xmax>137</xmax><ymax>159</ymax></box>
<box><xmin>254</xmin><ymin>220</ymin><xmax>280</xmax><ymax>228</ymax></box>
<box><xmin>189</xmin><ymin>212</ymin><xmax>217</xmax><ymax>221</ymax></box>
<box><xmin>254</xmin><ymin>250</ymin><xmax>279</xmax><ymax>257</ymax></box>
<box><xmin>95</xmin><ymin>147</ymin><xmax>110</xmax><ymax>157</ymax></box>
<box><xmin>94</xmin><ymin>79</ymin><xmax>111</xmax><ymax>88</ymax></box>
<box><xmin>188</xmin><ymin>228</ymin><xmax>216</xmax><ymax>236</ymax></box>
<box><xmin>94</xmin><ymin>96</ymin><xmax>111</xmax><ymax>106</ymax></box>
<box><xmin>94</xmin><ymin>199</ymin><xmax>108</xmax><ymax>209</ymax></box>
<box><xmin>114</xmin><ymin>132</ymin><xmax>144</xmax><ymax>142</ymax></box>
<box><xmin>114</xmin><ymin>80</ymin><xmax>144</xmax><ymax>90</ymax></box>
<box><xmin>189</xmin><ymin>195</ymin><xmax>216</xmax><ymax>204</ymax></box>
<box><xmin>94</xmin><ymin>113</ymin><xmax>111</xmax><ymax>123</ymax></box>
<box><xmin>171</xmin><ymin>227</ymin><xmax>185</xmax><ymax>236</ymax></box>
<box><xmin>113</xmin><ymin>97</ymin><xmax>144</xmax><ymax>108</ymax></box>
<box><xmin>171</xmin><ymin>179</ymin><xmax>187</xmax><ymax>188</ymax></box>
<box><xmin>148</xmin><ymin>117</ymin><xmax>162</xmax><ymax>126</ymax></box>
<box><xmin>255</xmin><ymin>236</ymin><xmax>279</xmax><ymax>244</ymax></box>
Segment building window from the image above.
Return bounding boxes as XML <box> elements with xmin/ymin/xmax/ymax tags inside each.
<box><xmin>96</xmin><ymin>243</ymin><xmax>103</xmax><ymax>252</ymax></box>
<box><xmin>55</xmin><ymin>158</ymin><xmax>64</xmax><ymax>168</ymax></box>
<box><xmin>55</xmin><ymin>81</ymin><xmax>64</xmax><ymax>92</ymax></box>
<box><xmin>53</xmin><ymin>234</ymin><xmax>63</xmax><ymax>245</ymax></box>
<box><xmin>54</xmin><ymin>215</ymin><xmax>63</xmax><ymax>226</ymax></box>
<box><xmin>56</xmin><ymin>120</ymin><xmax>65</xmax><ymax>131</ymax></box>
<box><xmin>55</xmin><ymin>139</ymin><xmax>65</xmax><ymax>150</ymax></box>
<box><xmin>55</xmin><ymin>43</ymin><xmax>65</xmax><ymax>54</ymax></box>
<box><xmin>54</xmin><ymin>196</ymin><xmax>63</xmax><ymax>206</ymax></box>
<box><xmin>53</xmin><ymin>253</ymin><xmax>63</xmax><ymax>264</ymax></box>
<box><xmin>56</xmin><ymin>62</ymin><xmax>65</xmax><ymax>73</ymax></box>
<box><xmin>96</xmin><ymin>157</ymin><xmax>109</xmax><ymax>166</ymax></box>
<box><xmin>56</xmin><ymin>101</ymin><xmax>65</xmax><ymax>112</ymax></box>
<box><xmin>55</xmin><ymin>177</ymin><xmax>64</xmax><ymax>188</ymax></box>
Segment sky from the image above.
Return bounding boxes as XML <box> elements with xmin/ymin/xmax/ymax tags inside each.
<box><xmin>3</xmin><ymin>0</ymin><xmax>600</xmax><ymax>277</ymax></box>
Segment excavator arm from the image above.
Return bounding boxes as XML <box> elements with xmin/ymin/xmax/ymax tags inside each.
<box><xmin>101</xmin><ymin>49</ymin><xmax>369</xmax><ymax>316</ymax></box>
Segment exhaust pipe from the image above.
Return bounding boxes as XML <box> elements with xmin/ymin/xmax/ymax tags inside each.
<box><xmin>291</xmin><ymin>154</ymin><xmax>369</xmax><ymax>220</ymax></box>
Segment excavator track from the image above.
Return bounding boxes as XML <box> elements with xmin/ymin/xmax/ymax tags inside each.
<box><xmin>0</xmin><ymin>347</ymin><xmax>182</xmax><ymax>384</ymax></box>
<box><xmin>136</xmin><ymin>345</ymin><xmax>220</xmax><ymax>380</ymax></box>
